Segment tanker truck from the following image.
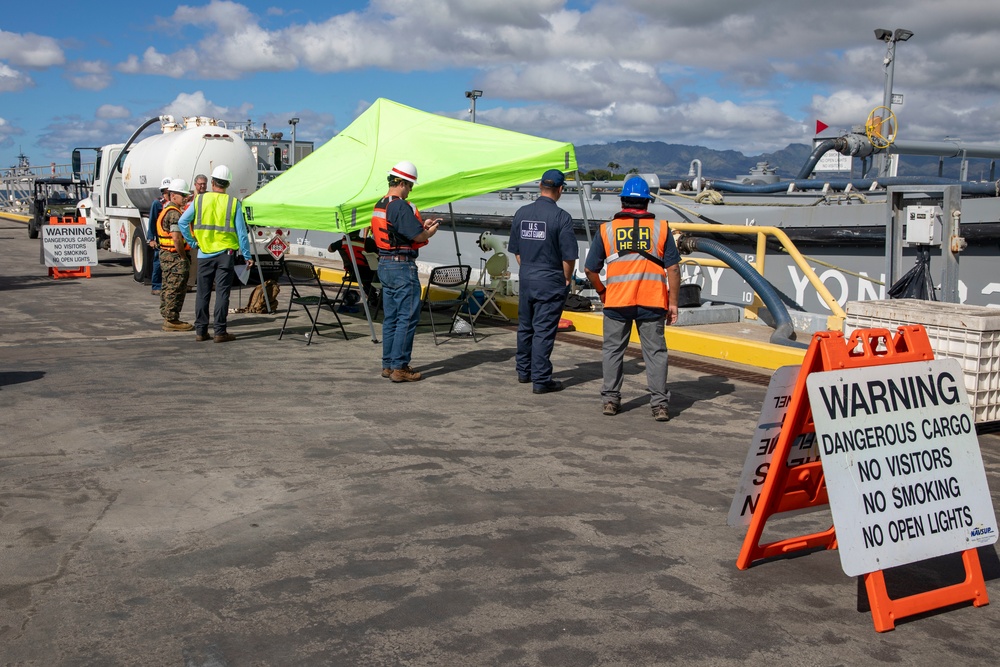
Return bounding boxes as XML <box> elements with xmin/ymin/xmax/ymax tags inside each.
<box><xmin>77</xmin><ymin>115</ymin><xmax>259</xmax><ymax>282</ymax></box>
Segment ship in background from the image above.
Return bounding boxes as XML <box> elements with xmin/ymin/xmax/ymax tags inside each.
<box><xmin>419</xmin><ymin>27</ymin><xmax>1000</xmax><ymax>320</ymax></box>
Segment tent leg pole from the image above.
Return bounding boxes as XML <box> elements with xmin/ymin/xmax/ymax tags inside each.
<box><xmin>448</xmin><ymin>203</ymin><xmax>462</xmax><ymax>264</ymax></box>
<box><xmin>249</xmin><ymin>239</ymin><xmax>272</xmax><ymax>312</ymax></box>
<box><xmin>345</xmin><ymin>232</ymin><xmax>379</xmax><ymax>343</ymax></box>
<box><xmin>573</xmin><ymin>170</ymin><xmax>591</xmax><ymax>293</ymax></box>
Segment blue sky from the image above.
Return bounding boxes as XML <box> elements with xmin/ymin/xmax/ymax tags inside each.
<box><xmin>3</xmin><ymin>0</ymin><xmax>1000</xmax><ymax>170</ymax></box>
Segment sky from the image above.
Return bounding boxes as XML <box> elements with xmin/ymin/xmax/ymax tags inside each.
<box><xmin>2</xmin><ymin>0</ymin><xmax>1000</xmax><ymax>170</ymax></box>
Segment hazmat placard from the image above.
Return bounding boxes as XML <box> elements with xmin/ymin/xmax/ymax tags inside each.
<box><xmin>266</xmin><ymin>235</ymin><xmax>289</xmax><ymax>260</ymax></box>
<box><xmin>806</xmin><ymin>358</ymin><xmax>998</xmax><ymax>577</ymax></box>
<box><xmin>41</xmin><ymin>223</ymin><xmax>98</xmax><ymax>267</ymax></box>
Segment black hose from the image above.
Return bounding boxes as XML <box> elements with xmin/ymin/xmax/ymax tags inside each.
<box><xmin>678</xmin><ymin>236</ymin><xmax>808</xmax><ymax>348</ymax></box>
<box><xmin>795</xmin><ymin>139</ymin><xmax>839</xmax><ymax>179</ymax></box>
<box><xmin>709</xmin><ymin>175</ymin><xmax>998</xmax><ymax>196</ymax></box>
<box><xmin>103</xmin><ymin>116</ymin><xmax>163</xmax><ymax>240</ymax></box>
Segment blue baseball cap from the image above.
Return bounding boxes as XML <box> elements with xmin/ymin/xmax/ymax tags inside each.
<box><xmin>540</xmin><ymin>169</ymin><xmax>566</xmax><ymax>188</ymax></box>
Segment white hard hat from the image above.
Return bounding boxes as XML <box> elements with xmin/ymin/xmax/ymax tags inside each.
<box><xmin>388</xmin><ymin>160</ymin><xmax>418</xmax><ymax>184</ymax></box>
<box><xmin>160</xmin><ymin>176</ymin><xmax>172</xmax><ymax>190</ymax></box>
<box><xmin>167</xmin><ymin>178</ymin><xmax>190</xmax><ymax>195</ymax></box>
<box><xmin>211</xmin><ymin>165</ymin><xmax>232</xmax><ymax>182</ymax></box>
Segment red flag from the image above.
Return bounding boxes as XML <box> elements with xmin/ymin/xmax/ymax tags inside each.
<box><xmin>816</xmin><ymin>119</ymin><xmax>829</xmax><ymax>134</ymax></box>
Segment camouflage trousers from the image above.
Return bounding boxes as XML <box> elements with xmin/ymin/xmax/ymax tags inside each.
<box><xmin>159</xmin><ymin>250</ymin><xmax>190</xmax><ymax>320</ymax></box>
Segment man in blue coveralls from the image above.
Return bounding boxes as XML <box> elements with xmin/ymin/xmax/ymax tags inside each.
<box><xmin>508</xmin><ymin>169</ymin><xmax>578</xmax><ymax>394</ymax></box>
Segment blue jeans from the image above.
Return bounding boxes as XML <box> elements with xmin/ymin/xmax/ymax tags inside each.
<box><xmin>515</xmin><ymin>285</ymin><xmax>568</xmax><ymax>388</ymax></box>
<box><xmin>151</xmin><ymin>249</ymin><xmax>162</xmax><ymax>291</ymax></box>
<box><xmin>378</xmin><ymin>259</ymin><xmax>421</xmax><ymax>369</ymax></box>
<box><xmin>195</xmin><ymin>251</ymin><xmax>235</xmax><ymax>336</ymax></box>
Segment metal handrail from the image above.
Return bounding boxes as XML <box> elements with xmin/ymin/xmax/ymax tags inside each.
<box><xmin>670</xmin><ymin>222</ymin><xmax>847</xmax><ymax>330</ymax></box>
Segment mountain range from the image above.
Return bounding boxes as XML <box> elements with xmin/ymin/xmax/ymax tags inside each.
<box><xmin>575</xmin><ymin>140</ymin><xmax>994</xmax><ymax>181</ymax></box>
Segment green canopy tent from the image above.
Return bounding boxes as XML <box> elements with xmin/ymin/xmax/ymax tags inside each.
<box><xmin>243</xmin><ymin>97</ymin><xmax>578</xmax><ymax>341</ymax></box>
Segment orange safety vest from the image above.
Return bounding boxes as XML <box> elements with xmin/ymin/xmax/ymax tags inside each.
<box><xmin>599</xmin><ymin>212</ymin><xmax>670</xmax><ymax>309</ymax></box>
<box><xmin>371</xmin><ymin>195</ymin><xmax>427</xmax><ymax>252</ymax></box>
<box><xmin>156</xmin><ymin>204</ymin><xmax>191</xmax><ymax>252</ymax></box>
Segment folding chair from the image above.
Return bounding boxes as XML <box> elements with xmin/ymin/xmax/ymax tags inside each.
<box><xmin>278</xmin><ymin>259</ymin><xmax>349</xmax><ymax>344</ymax></box>
<box><xmin>420</xmin><ymin>264</ymin><xmax>478</xmax><ymax>344</ymax></box>
<box><xmin>332</xmin><ymin>237</ymin><xmax>382</xmax><ymax>318</ymax></box>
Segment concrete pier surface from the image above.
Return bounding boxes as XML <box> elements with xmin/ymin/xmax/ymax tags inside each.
<box><xmin>1</xmin><ymin>216</ymin><xmax>999</xmax><ymax>666</ymax></box>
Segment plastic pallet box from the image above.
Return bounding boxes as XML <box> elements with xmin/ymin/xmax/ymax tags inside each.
<box><xmin>845</xmin><ymin>299</ymin><xmax>1000</xmax><ymax>424</ymax></box>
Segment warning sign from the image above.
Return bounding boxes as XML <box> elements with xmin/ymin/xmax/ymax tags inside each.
<box><xmin>41</xmin><ymin>223</ymin><xmax>99</xmax><ymax>268</ymax></box>
<box><xmin>728</xmin><ymin>365</ymin><xmax>821</xmax><ymax>526</ymax></box>
<box><xmin>806</xmin><ymin>358</ymin><xmax>998</xmax><ymax>577</ymax></box>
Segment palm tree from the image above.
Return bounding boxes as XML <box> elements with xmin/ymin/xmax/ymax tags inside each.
<box><xmin>607</xmin><ymin>161</ymin><xmax>621</xmax><ymax>172</ymax></box>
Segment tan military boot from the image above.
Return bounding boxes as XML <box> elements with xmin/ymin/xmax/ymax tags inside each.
<box><xmin>163</xmin><ymin>319</ymin><xmax>194</xmax><ymax>332</ymax></box>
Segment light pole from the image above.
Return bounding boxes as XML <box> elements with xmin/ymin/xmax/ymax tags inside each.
<box><xmin>465</xmin><ymin>90</ymin><xmax>483</xmax><ymax>123</ymax></box>
<box><xmin>288</xmin><ymin>117</ymin><xmax>300</xmax><ymax>167</ymax></box>
<box><xmin>873</xmin><ymin>28</ymin><xmax>913</xmax><ymax>176</ymax></box>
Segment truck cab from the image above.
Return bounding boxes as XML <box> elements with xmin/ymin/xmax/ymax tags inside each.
<box><xmin>76</xmin><ymin>143</ymin><xmax>154</xmax><ymax>280</ymax></box>
<box><xmin>28</xmin><ymin>178</ymin><xmax>90</xmax><ymax>238</ymax></box>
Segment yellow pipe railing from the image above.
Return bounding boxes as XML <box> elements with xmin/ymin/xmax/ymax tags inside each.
<box><xmin>669</xmin><ymin>222</ymin><xmax>846</xmax><ymax>331</ymax></box>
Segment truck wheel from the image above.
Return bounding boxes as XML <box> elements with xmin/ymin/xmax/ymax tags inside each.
<box><xmin>28</xmin><ymin>218</ymin><xmax>39</xmax><ymax>239</ymax></box>
<box><xmin>131</xmin><ymin>233</ymin><xmax>148</xmax><ymax>283</ymax></box>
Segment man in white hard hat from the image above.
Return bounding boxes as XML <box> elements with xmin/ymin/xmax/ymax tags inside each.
<box><xmin>371</xmin><ymin>160</ymin><xmax>442</xmax><ymax>382</ymax></box>
<box><xmin>147</xmin><ymin>176</ymin><xmax>172</xmax><ymax>295</ymax></box>
<box><xmin>155</xmin><ymin>179</ymin><xmax>194</xmax><ymax>331</ymax></box>
<box><xmin>178</xmin><ymin>164</ymin><xmax>254</xmax><ymax>343</ymax></box>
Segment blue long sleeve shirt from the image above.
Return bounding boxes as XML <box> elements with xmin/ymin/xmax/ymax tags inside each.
<box><xmin>178</xmin><ymin>195</ymin><xmax>253</xmax><ymax>261</ymax></box>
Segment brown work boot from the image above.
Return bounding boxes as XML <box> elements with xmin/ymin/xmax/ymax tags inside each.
<box><xmin>603</xmin><ymin>402</ymin><xmax>620</xmax><ymax>416</ymax></box>
<box><xmin>214</xmin><ymin>333</ymin><xmax>237</xmax><ymax>343</ymax></box>
<box><xmin>195</xmin><ymin>332</ymin><xmax>210</xmax><ymax>342</ymax></box>
<box><xmin>652</xmin><ymin>405</ymin><xmax>671</xmax><ymax>422</ymax></box>
<box><xmin>162</xmin><ymin>319</ymin><xmax>194</xmax><ymax>332</ymax></box>
<box><xmin>381</xmin><ymin>368</ymin><xmax>392</xmax><ymax>379</ymax></box>
<box><xmin>390</xmin><ymin>366</ymin><xmax>422</xmax><ymax>382</ymax></box>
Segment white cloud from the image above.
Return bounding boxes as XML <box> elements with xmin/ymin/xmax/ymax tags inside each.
<box><xmin>809</xmin><ymin>90</ymin><xmax>881</xmax><ymax>131</ymax></box>
<box><xmin>0</xmin><ymin>115</ymin><xmax>22</xmax><ymax>150</ymax></box>
<box><xmin>118</xmin><ymin>47</ymin><xmax>203</xmax><ymax>79</ymax></box>
<box><xmin>159</xmin><ymin>91</ymin><xmax>254</xmax><ymax>122</ymax></box>
<box><xmin>37</xmin><ymin>116</ymin><xmax>134</xmax><ymax>158</ymax></box>
<box><xmin>96</xmin><ymin>104</ymin><xmax>131</xmax><ymax>120</ymax></box>
<box><xmin>481</xmin><ymin>60</ymin><xmax>675</xmax><ymax>108</ymax></box>
<box><xmin>0</xmin><ymin>30</ymin><xmax>65</xmax><ymax>68</ymax></box>
<box><xmin>478</xmin><ymin>96</ymin><xmax>799</xmax><ymax>153</ymax></box>
<box><xmin>100</xmin><ymin>0</ymin><xmax>1000</xmax><ymax>151</ymax></box>
<box><xmin>0</xmin><ymin>62</ymin><xmax>33</xmax><ymax>93</ymax></box>
<box><xmin>67</xmin><ymin>60</ymin><xmax>113</xmax><ymax>91</ymax></box>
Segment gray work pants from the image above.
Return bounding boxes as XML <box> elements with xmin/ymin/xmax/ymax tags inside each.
<box><xmin>601</xmin><ymin>316</ymin><xmax>670</xmax><ymax>408</ymax></box>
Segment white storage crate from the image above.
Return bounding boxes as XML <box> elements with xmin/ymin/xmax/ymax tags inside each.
<box><xmin>845</xmin><ymin>299</ymin><xmax>1000</xmax><ymax>424</ymax></box>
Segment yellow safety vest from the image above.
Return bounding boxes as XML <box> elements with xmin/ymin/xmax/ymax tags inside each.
<box><xmin>191</xmin><ymin>192</ymin><xmax>240</xmax><ymax>254</ymax></box>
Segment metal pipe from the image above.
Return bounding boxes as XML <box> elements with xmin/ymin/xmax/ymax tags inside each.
<box><xmin>887</xmin><ymin>139</ymin><xmax>1000</xmax><ymax>160</ymax></box>
<box><xmin>670</xmin><ymin>221</ymin><xmax>847</xmax><ymax>330</ymax></box>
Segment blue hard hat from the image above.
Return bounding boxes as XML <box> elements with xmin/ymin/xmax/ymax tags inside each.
<box><xmin>621</xmin><ymin>176</ymin><xmax>652</xmax><ymax>200</ymax></box>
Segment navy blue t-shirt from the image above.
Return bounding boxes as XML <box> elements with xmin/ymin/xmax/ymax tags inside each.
<box><xmin>381</xmin><ymin>197</ymin><xmax>425</xmax><ymax>258</ymax></box>
<box><xmin>585</xmin><ymin>211</ymin><xmax>680</xmax><ymax>322</ymax></box>
<box><xmin>508</xmin><ymin>196</ymin><xmax>578</xmax><ymax>295</ymax></box>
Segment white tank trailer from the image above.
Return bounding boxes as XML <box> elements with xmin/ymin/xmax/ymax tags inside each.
<box><xmin>79</xmin><ymin>115</ymin><xmax>258</xmax><ymax>282</ymax></box>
